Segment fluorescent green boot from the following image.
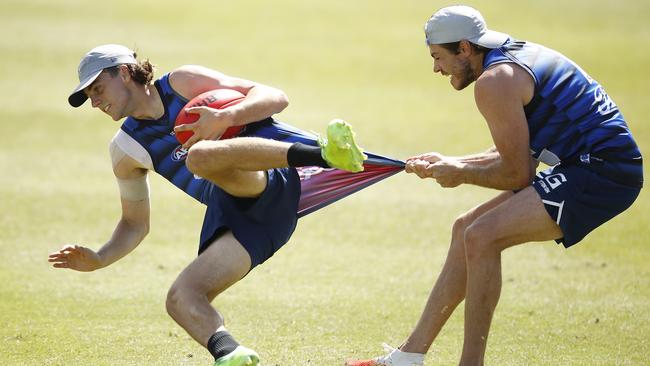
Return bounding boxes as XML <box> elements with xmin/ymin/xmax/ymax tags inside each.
<box><xmin>318</xmin><ymin>119</ymin><xmax>368</xmax><ymax>172</ymax></box>
<box><xmin>213</xmin><ymin>346</ymin><xmax>259</xmax><ymax>366</ymax></box>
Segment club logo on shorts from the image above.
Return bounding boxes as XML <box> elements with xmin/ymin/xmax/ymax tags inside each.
<box><xmin>536</xmin><ymin>172</ymin><xmax>567</xmax><ymax>193</ymax></box>
<box><xmin>297</xmin><ymin>166</ymin><xmax>331</xmax><ymax>180</ymax></box>
<box><xmin>171</xmin><ymin>146</ymin><xmax>188</xmax><ymax>161</ymax></box>
<box><xmin>544</xmin><ymin>173</ymin><xmax>567</xmax><ymax>190</ymax></box>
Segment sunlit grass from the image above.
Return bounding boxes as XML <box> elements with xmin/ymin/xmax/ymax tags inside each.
<box><xmin>1</xmin><ymin>0</ymin><xmax>648</xmax><ymax>365</ymax></box>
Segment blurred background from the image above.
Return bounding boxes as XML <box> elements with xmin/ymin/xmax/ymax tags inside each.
<box><xmin>1</xmin><ymin>1</ymin><xmax>648</xmax><ymax>365</ymax></box>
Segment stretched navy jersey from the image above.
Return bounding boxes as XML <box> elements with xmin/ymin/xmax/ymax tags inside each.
<box><xmin>120</xmin><ymin>74</ymin><xmax>214</xmax><ymax>204</ymax></box>
<box><xmin>483</xmin><ymin>41</ymin><xmax>642</xmax><ymax>186</ymax></box>
<box><xmin>115</xmin><ymin>73</ymin><xmax>404</xmax><ymax>212</ymax></box>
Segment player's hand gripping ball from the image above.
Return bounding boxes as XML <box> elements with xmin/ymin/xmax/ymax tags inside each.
<box><xmin>174</xmin><ymin>89</ymin><xmax>245</xmax><ymax>144</ymax></box>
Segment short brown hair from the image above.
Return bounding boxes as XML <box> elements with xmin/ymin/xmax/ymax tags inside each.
<box><xmin>438</xmin><ymin>41</ymin><xmax>491</xmax><ymax>55</ymax></box>
<box><xmin>105</xmin><ymin>53</ymin><xmax>155</xmax><ymax>85</ymax></box>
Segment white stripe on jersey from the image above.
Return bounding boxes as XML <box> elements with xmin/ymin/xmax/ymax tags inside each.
<box><xmin>110</xmin><ymin>129</ymin><xmax>154</xmax><ymax>171</ymax></box>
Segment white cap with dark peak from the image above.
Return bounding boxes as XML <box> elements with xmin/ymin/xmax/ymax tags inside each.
<box><xmin>68</xmin><ymin>44</ymin><xmax>137</xmax><ymax>107</ymax></box>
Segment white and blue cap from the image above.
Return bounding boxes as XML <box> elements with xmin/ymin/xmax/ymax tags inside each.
<box><xmin>68</xmin><ymin>44</ymin><xmax>137</xmax><ymax>107</ymax></box>
<box><xmin>424</xmin><ymin>5</ymin><xmax>509</xmax><ymax>48</ymax></box>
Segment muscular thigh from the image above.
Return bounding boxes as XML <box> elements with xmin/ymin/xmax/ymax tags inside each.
<box><xmin>470</xmin><ymin>186</ymin><xmax>563</xmax><ymax>250</ymax></box>
<box><xmin>172</xmin><ymin>231</ymin><xmax>252</xmax><ymax>301</ymax></box>
<box><xmin>462</xmin><ymin>191</ymin><xmax>515</xmax><ymax>224</ymax></box>
<box><xmin>446</xmin><ymin>191</ymin><xmax>514</xmax><ymax>258</ymax></box>
<box><xmin>205</xmin><ymin>169</ymin><xmax>268</xmax><ymax>198</ymax></box>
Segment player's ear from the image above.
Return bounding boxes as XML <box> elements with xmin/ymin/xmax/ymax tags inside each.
<box><xmin>118</xmin><ymin>64</ymin><xmax>131</xmax><ymax>82</ymax></box>
<box><xmin>458</xmin><ymin>40</ymin><xmax>472</xmax><ymax>56</ymax></box>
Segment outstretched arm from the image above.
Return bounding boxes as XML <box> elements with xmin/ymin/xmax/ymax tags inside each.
<box><xmin>49</xmin><ymin>151</ymin><xmax>150</xmax><ymax>272</ymax></box>
<box><xmin>406</xmin><ymin>64</ymin><xmax>536</xmax><ymax>189</ymax></box>
<box><xmin>407</xmin><ymin>146</ymin><xmax>499</xmax><ymax>167</ymax></box>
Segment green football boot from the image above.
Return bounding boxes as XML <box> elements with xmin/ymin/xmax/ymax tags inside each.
<box><xmin>318</xmin><ymin>119</ymin><xmax>368</xmax><ymax>172</ymax></box>
<box><xmin>213</xmin><ymin>346</ymin><xmax>259</xmax><ymax>366</ymax></box>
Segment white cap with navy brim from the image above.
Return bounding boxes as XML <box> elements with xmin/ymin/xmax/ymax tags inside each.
<box><xmin>68</xmin><ymin>44</ymin><xmax>137</xmax><ymax>107</ymax></box>
<box><xmin>424</xmin><ymin>5</ymin><xmax>509</xmax><ymax>48</ymax></box>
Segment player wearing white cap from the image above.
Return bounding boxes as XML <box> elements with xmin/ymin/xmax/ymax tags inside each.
<box><xmin>347</xmin><ymin>5</ymin><xmax>642</xmax><ymax>366</ymax></box>
<box><xmin>50</xmin><ymin>44</ymin><xmax>367</xmax><ymax>366</ymax></box>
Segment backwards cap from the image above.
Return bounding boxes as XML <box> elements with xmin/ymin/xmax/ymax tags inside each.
<box><xmin>424</xmin><ymin>5</ymin><xmax>509</xmax><ymax>48</ymax></box>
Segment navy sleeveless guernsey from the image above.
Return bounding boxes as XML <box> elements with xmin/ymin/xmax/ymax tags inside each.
<box><xmin>118</xmin><ymin>73</ymin><xmax>301</xmax><ymax>268</ymax></box>
<box><xmin>483</xmin><ymin>41</ymin><xmax>642</xmax><ymax>187</ymax></box>
<box><xmin>120</xmin><ymin>73</ymin><xmax>213</xmax><ymax>203</ymax></box>
<box><xmin>113</xmin><ymin>73</ymin><xmax>405</xmax><ymax>265</ymax></box>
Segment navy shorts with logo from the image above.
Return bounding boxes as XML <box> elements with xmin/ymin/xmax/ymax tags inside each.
<box><xmin>198</xmin><ymin>167</ymin><xmax>301</xmax><ymax>269</ymax></box>
<box><xmin>532</xmin><ymin>164</ymin><xmax>641</xmax><ymax>247</ymax></box>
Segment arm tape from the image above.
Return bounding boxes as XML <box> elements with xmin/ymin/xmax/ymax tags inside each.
<box><xmin>116</xmin><ymin>175</ymin><xmax>150</xmax><ymax>201</ymax></box>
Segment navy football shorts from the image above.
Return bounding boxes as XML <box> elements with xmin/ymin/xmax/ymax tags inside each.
<box><xmin>198</xmin><ymin>167</ymin><xmax>301</xmax><ymax>269</ymax></box>
<box><xmin>532</xmin><ymin>164</ymin><xmax>641</xmax><ymax>247</ymax></box>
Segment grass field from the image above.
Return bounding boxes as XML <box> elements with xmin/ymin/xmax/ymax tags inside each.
<box><xmin>1</xmin><ymin>0</ymin><xmax>649</xmax><ymax>365</ymax></box>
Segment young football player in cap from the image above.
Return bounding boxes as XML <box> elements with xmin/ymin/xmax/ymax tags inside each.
<box><xmin>49</xmin><ymin>43</ymin><xmax>366</xmax><ymax>366</ymax></box>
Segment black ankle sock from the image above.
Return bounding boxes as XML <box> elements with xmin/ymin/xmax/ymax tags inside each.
<box><xmin>287</xmin><ymin>142</ymin><xmax>329</xmax><ymax>168</ymax></box>
<box><xmin>207</xmin><ymin>330</ymin><xmax>240</xmax><ymax>360</ymax></box>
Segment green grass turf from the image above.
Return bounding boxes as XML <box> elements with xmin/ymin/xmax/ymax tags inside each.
<box><xmin>1</xmin><ymin>0</ymin><xmax>649</xmax><ymax>365</ymax></box>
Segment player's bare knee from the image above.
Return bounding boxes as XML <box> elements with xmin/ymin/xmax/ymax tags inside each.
<box><xmin>165</xmin><ymin>285</ymin><xmax>182</xmax><ymax>317</ymax></box>
<box><xmin>451</xmin><ymin>214</ymin><xmax>471</xmax><ymax>240</ymax></box>
<box><xmin>166</xmin><ymin>284</ymin><xmax>196</xmax><ymax>317</ymax></box>
<box><xmin>445</xmin><ymin>220</ymin><xmax>466</xmax><ymax>258</ymax></box>
<box><xmin>463</xmin><ymin>222</ymin><xmax>494</xmax><ymax>263</ymax></box>
<box><xmin>186</xmin><ymin>141</ymin><xmax>229</xmax><ymax>176</ymax></box>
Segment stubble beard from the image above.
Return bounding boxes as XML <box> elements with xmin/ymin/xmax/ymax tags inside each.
<box><xmin>454</xmin><ymin>58</ymin><xmax>479</xmax><ymax>91</ymax></box>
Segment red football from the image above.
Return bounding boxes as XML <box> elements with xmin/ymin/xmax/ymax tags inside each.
<box><xmin>174</xmin><ymin>89</ymin><xmax>246</xmax><ymax>144</ymax></box>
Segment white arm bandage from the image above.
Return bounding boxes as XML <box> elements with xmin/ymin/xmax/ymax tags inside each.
<box><xmin>116</xmin><ymin>175</ymin><xmax>150</xmax><ymax>201</ymax></box>
<box><xmin>110</xmin><ymin>132</ymin><xmax>151</xmax><ymax>201</ymax></box>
